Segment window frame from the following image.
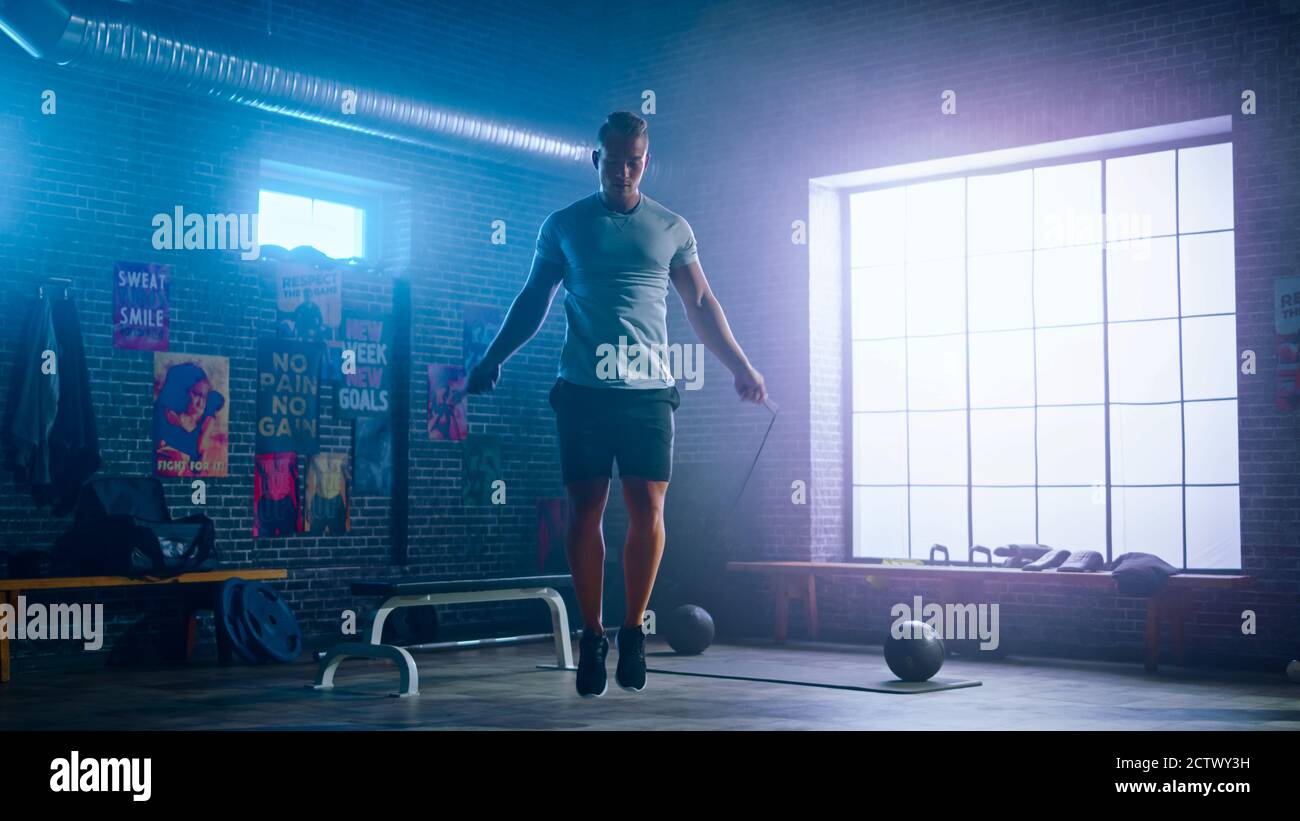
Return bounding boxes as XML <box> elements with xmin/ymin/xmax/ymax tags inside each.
<box><xmin>257</xmin><ymin>160</ymin><xmax>394</xmax><ymax>261</ymax></box>
<box><xmin>840</xmin><ymin>131</ymin><xmax>1239</xmax><ymax>572</ymax></box>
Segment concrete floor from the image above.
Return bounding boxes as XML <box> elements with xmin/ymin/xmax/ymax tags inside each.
<box><xmin>2</xmin><ymin>638</ymin><xmax>1298</xmax><ymax>730</ymax></box>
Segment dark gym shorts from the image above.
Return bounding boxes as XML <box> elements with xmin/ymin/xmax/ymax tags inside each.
<box><xmin>548</xmin><ymin>378</ymin><xmax>681</xmax><ymax>484</ymax></box>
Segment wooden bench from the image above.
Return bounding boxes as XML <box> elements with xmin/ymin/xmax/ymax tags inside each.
<box><xmin>0</xmin><ymin>568</ymin><xmax>288</xmax><ymax>683</ymax></box>
<box><xmin>313</xmin><ymin>574</ymin><xmax>575</xmax><ymax>697</ymax></box>
<box><xmin>727</xmin><ymin>561</ymin><xmax>1251</xmax><ymax>672</ymax></box>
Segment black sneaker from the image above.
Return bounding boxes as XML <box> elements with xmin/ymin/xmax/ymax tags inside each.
<box><xmin>576</xmin><ymin>630</ymin><xmax>609</xmax><ymax>698</ymax></box>
<box><xmin>615</xmin><ymin>625</ymin><xmax>647</xmax><ymax>692</ymax></box>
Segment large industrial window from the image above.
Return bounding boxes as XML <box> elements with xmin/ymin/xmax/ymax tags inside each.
<box><xmin>848</xmin><ymin>142</ymin><xmax>1238</xmax><ymax>569</ymax></box>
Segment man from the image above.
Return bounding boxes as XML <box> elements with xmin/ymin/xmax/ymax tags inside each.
<box><xmin>291</xmin><ymin>289</ymin><xmax>325</xmax><ymax>343</ymax></box>
<box><xmin>467</xmin><ymin>111</ymin><xmax>766</xmax><ymax>697</ymax></box>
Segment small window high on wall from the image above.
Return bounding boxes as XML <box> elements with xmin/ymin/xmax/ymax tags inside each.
<box><xmin>257</xmin><ymin>189</ymin><xmax>366</xmax><ymax>260</ymax></box>
<box><xmin>844</xmin><ymin>124</ymin><xmax>1239</xmax><ymax>570</ymax></box>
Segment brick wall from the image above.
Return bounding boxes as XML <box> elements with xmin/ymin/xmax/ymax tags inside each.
<box><xmin>0</xmin><ymin>0</ymin><xmax>641</xmax><ymax>667</ymax></box>
<box><xmin>1</xmin><ymin>0</ymin><xmax>1296</xmax><ymax>672</ymax></box>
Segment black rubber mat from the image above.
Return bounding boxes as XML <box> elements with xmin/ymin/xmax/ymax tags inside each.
<box><xmin>643</xmin><ymin>654</ymin><xmax>981</xmax><ymax>694</ymax></box>
<box><xmin>540</xmin><ymin>642</ymin><xmax>982</xmax><ymax>694</ymax></box>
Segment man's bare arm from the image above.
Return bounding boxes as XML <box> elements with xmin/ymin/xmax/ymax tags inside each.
<box><xmin>466</xmin><ymin>256</ymin><xmax>565</xmax><ymax>393</ymax></box>
<box><xmin>669</xmin><ymin>259</ymin><xmax>767</xmax><ymax>403</ymax></box>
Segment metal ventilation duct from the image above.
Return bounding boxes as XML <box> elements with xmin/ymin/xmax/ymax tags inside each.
<box><xmin>0</xmin><ymin>0</ymin><xmax>599</xmax><ymax>171</ymax></box>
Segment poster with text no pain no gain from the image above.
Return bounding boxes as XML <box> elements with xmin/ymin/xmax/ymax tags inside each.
<box><xmin>257</xmin><ymin>338</ymin><xmax>321</xmax><ymax>455</ymax></box>
<box><xmin>152</xmin><ymin>352</ymin><xmax>229</xmax><ymax>477</ymax></box>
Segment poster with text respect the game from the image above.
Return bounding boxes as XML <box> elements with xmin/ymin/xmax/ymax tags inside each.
<box><xmin>274</xmin><ymin>259</ymin><xmax>343</xmax><ymax>382</ymax></box>
<box><xmin>275</xmin><ymin>261</ymin><xmax>342</xmax><ymax>340</ymax></box>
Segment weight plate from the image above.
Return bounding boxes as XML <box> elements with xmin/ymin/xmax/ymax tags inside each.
<box><xmin>216</xmin><ymin>578</ymin><xmax>260</xmax><ymax>665</ymax></box>
<box><xmin>240</xmin><ymin>581</ymin><xmax>303</xmax><ymax>663</ymax></box>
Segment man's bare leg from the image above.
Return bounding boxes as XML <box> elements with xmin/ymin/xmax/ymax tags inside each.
<box><xmin>565</xmin><ymin>477</ymin><xmax>611</xmax><ymax>635</ymax></box>
<box><xmin>621</xmin><ymin>477</ymin><xmax>668</xmax><ymax>629</ymax></box>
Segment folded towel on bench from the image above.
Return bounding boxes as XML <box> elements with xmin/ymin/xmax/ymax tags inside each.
<box><xmin>1106</xmin><ymin>552</ymin><xmax>1180</xmax><ymax>596</ymax></box>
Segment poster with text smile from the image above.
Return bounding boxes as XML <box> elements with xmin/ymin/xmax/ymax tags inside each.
<box><xmin>114</xmin><ymin>261</ymin><xmax>170</xmax><ymax>351</ymax></box>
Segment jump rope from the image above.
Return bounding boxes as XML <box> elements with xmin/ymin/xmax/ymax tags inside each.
<box><xmin>724</xmin><ymin>397</ymin><xmax>779</xmax><ymax>517</ymax></box>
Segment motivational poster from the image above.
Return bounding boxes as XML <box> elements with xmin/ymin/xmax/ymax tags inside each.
<box><xmin>462</xmin><ymin>305</ymin><xmax>502</xmax><ymax>375</ymax></box>
<box><xmin>353</xmin><ymin>415</ymin><xmax>392</xmax><ymax>496</ymax></box>
<box><xmin>254</xmin><ymin>452</ymin><xmax>301</xmax><ymax>538</ymax></box>
<box><xmin>152</xmin><ymin>352</ymin><xmax>229</xmax><ymax>477</ymax></box>
<box><xmin>114</xmin><ymin>261</ymin><xmax>170</xmax><ymax>351</ymax></box>
<box><xmin>305</xmin><ymin>453</ymin><xmax>351</xmax><ymax>535</ymax></box>
<box><xmin>428</xmin><ymin>364</ymin><xmax>468</xmax><ymax>441</ymax></box>
<box><xmin>274</xmin><ymin>261</ymin><xmax>342</xmax><ymax>341</ymax></box>
<box><xmin>337</xmin><ymin>311</ymin><xmax>392</xmax><ymax>418</ymax></box>
<box><xmin>462</xmin><ymin>435</ymin><xmax>501</xmax><ymax>506</ymax></box>
<box><xmin>274</xmin><ymin>259</ymin><xmax>343</xmax><ymax>383</ymax></box>
<box><xmin>257</xmin><ymin>338</ymin><xmax>321</xmax><ymax>455</ymax></box>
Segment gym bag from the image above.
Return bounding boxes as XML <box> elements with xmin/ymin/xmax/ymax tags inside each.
<box><xmin>53</xmin><ymin>477</ymin><xmax>218</xmax><ymax>578</ymax></box>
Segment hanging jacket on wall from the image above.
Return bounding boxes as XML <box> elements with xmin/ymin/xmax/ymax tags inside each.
<box><xmin>40</xmin><ymin>294</ymin><xmax>101</xmax><ymax>514</ymax></box>
<box><xmin>4</xmin><ymin>294</ymin><xmax>61</xmax><ymax>487</ymax></box>
<box><xmin>3</xmin><ymin>292</ymin><xmax>101</xmax><ymax>515</ymax></box>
